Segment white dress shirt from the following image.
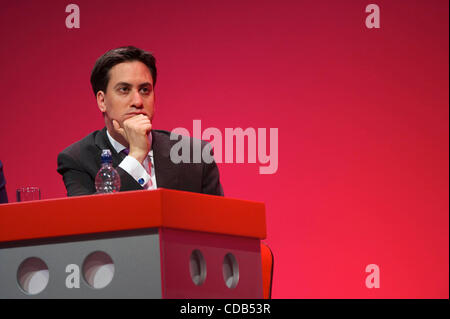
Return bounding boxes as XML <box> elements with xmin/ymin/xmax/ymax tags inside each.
<box><xmin>106</xmin><ymin>130</ymin><xmax>157</xmax><ymax>190</ymax></box>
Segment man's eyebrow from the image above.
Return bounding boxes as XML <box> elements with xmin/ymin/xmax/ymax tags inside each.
<box><xmin>113</xmin><ymin>82</ymin><xmax>152</xmax><ymax>88</ymax></box>
<box><xmin>113</xmin><ymin>82</ymin><xmax>131</xmax><ymax>89</ymax></box>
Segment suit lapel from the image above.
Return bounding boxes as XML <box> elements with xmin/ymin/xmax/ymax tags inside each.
<box><xmin>94</xmin><ymin>127</ymin><xmax>125</xmax><ymax>167</ymax></box>
<box><xmin>152</xmin><ymin>130</ymin><xmax>179</xmax><ymax>189</ymax></box>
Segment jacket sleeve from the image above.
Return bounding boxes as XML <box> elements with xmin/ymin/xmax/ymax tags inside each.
<box><xmin>57</xmin><ymin>152</ymin><xmax>96</xmax><ymax>197</ymax></box>
<box><xmin>0</xmin><ymin>161</ymin><xmax>8</xmax><ymax>204</ymax></box>
<box><xmin>116</xmin><ymin>166</ymin><xmax>145</xmax><ymax>192</ymax></box>
<box><xmin>201</xmin><ymin>142</ymin><xmax>224</xmax><ymax>196</ymax></box>
<box><xmin>57</xmin><ymin>152</ymin><xmax>144</xmax><ymax>197</ymax></box>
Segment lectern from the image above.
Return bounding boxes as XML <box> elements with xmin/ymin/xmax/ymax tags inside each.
<box><xmin>0</xmin><ymin>189</ymin><xmax>266</xmax><ymax>298</ymax></box>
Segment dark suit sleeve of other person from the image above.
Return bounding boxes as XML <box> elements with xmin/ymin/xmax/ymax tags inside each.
<box><xmin>0</xmin><ymin>160</ymin><xmax>8</xmax><ymax>204</ymax></box>
<box><xmin>57</xmin><ymin>130</ymin><xmax>143</xmax><ymax>197</ymax></box>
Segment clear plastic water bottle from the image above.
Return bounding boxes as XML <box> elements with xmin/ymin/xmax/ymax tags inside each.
<box><xmin>95</xmin><ymin>149</ymin><xmax>121</xmax><ymax>193</ymax></box>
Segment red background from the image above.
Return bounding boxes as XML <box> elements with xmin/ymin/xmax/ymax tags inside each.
<box><xmin>0</xmin><ymin>0</ymin><xmax>448</xmax><ymax>298</ymax></box>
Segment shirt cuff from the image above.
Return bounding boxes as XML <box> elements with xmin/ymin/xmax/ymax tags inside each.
<box><xmin>119</xmin><ymin>156</ymin><xmax>151</xmax><ymax>187</ymax></box>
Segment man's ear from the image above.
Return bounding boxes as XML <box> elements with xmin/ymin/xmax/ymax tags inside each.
<box><xmin>97</xmin><ymin>91</ymin><xmax>106</xmax><ymax>113</ymax></box>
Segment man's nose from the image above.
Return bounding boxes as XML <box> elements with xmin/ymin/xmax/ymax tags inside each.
<box><xmin>131</xmin><ymin>89</ymin><xmax>144</xmax><ymax>108</ymax></box>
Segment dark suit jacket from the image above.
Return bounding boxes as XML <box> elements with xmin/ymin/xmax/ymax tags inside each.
<box><xmin>57</xmin><ymin>128</ymin><xmax>224</xmax><ymax>197</ymax></box>
<box><xmin>0</xmin><ymin>160</ymin><xmax>8</xmax><ymax>204</ymax></box>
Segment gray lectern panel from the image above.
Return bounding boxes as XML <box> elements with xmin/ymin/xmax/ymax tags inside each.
<box><xmin>0</xmin><ymin>229</ymin><xmax>162</xmax><ymax>299</ymax></box>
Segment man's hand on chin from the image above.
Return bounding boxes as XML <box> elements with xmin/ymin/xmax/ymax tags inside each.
<box><xmin>112</xmin><ymin>114</ymin><xmax>152</xmax><ymax>164</ymax></box>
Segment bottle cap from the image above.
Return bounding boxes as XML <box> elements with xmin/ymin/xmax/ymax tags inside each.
<box><xmin>101</xmin><ymin>149</ymin><xmax>113</xmax><ymax>164</ymax></box>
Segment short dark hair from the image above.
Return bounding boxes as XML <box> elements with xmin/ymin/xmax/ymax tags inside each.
<box><xmin>90</xmin><ymin>46</ymin><xmax>157</xmax><ymax>96</ymax></box>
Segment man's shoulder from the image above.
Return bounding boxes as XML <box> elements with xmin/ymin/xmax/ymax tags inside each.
<box><xmin>58</xmin><ymin>129</ymin><xmax>104</xmax><ymax>158</ymax></box>
<box><xmin>152</xmin><ymin>129</ymin><xmax>208</xmax><ymax>146</ymax></box>
<box><xmin>152</xmin><ymin>129</ymin><xmax>171</xmax><ymax>139</ymax></box>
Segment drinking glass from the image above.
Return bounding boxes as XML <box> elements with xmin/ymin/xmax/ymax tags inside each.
<box><xmin>16</xmin><ymin>187</ymin><xmax>41</xmax><ymax>202</ymax></box>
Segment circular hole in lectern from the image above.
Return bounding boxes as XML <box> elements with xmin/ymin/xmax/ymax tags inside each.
<box><xmin>82</xmin><ymin>251</ymin><xmax>115</xmax><ymax>289</ymax></box>
<box><xmin>189</xmin><ymin>249</ymin><xmax>207</xmax><ymax>286</ymax></box>
<box><xmin>17</xmin><ymin>257</ymin><xmax>49</xmax><ymax>295</ymax></box>
<box><xmin>223</xmin><ymin>253</ymin><xmax>239</xmax><ymax>289</ymax></box>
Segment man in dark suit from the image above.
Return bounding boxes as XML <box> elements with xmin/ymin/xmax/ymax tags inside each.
<box><xmin>57</xmin><ymin>46</ymin><xmax>223</xmax><ymax>197</ymax></box>
<box><xmin>0</xmin><ymin>160</ymin><xmax>8</xmax><ymax>203</ymax></box>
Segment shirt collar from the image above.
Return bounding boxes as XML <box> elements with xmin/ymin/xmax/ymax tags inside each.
<box><xmin>106</xmin><ymin>130</ymin><xmax>153</xmax><ymax>157</ymax></box>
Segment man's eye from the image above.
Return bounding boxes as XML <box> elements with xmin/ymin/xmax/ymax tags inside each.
<box><xmin>119</xmin><ymin>87</ymin><xmax>129</xmax><ymax>93</ymax></box>
<box><xmin>140</xmin><ymin>87</ymin><xmax>151</xmax><ymax>94</ymax></box>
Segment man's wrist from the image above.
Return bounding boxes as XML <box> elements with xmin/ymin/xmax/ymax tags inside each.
<box><xmin>128</xmin><ymin>150</ymin><xmax>147</xmax><ymax>164</ymax></box>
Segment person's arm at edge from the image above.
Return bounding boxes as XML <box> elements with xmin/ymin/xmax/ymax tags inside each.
<box><xmin>0</xmin><ymin>160</ymin><xmax>8</xmax><ymax>203</ymax></box>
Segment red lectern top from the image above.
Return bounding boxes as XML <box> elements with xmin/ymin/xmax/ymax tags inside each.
<box><xmin>0</xmin><ymin>188</ymin><xmax>266</xmax><ymax>243</ymax></box>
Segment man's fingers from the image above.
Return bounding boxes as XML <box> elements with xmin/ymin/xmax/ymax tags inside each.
<box><xmin>134</xmin><ymin>116</ymin><xmax>151</xmax><ymax>125</ymax></box>
<box><xmin>123</xmin><ymin>116</ymin><xmax>151</xmax><ymax>132</ymax></box>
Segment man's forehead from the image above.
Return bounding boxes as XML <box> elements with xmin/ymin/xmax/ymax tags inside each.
<box><xmin>108</xmin><ymin>61</ymin><xmax>153</xmax><ymax>85</ymax></box>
